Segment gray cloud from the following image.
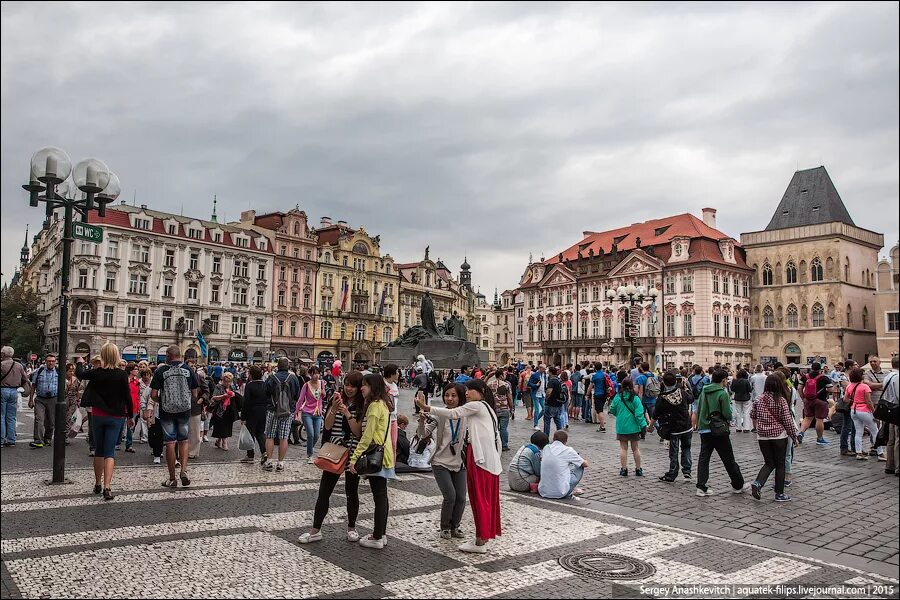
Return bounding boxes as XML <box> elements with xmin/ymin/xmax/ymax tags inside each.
<box><xmin>3</xmin><ymin>1</ymin><xmax>898</xmax><ymax>295</ymax></box>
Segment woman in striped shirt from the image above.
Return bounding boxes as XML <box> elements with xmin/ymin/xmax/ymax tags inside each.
<box><xmin>298</xmin><ymin>371</ymin><xmax>364</xmax><ymax>544</ymax></box>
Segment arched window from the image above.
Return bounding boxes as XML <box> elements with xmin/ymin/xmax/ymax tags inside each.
<box><xmin>762</xmin><ymin>263</ymin><xmax>773</xmax><ymax>286</ymax></box>
<box><xmin>354</xmin><ymin>324</ymin><xmax>366</xmax><ymax>340</ymax></box>
<box><xmin>320</xmin><ymin>321</ymin><xmax>332</xmax><ymax>339</ymax></box>
<box><xmin>763</xmin><ymin>306</ymin><xmax>774</xmax><ymax>329</ymax></box>
<box><xmin>811</xmin><ymin>258</ymin><xmax>824</xmax><ymax>282</ymax></box>
<box><xmin>785</xmin><ymin>262</ymin><xmax>797</xmax><ymax>284</ymax></box>
<box><xmin>352</xmin><ymin>242</ymin><xmax>370</xmax><ymax>255</ymax></box>
<box><xmin>293</xmin><ymin>222</ymin><xmax>300</xmax><ymax>236</ymax></box>
<box><xmin>846</xmin><ymin>305</ymin><xmax>852</xmax><ymax>327</ymax></box>
<box><xmin>786</xmin><ymin>304</ymin><xmax>798</xmax><ymax>328</ymax></box>
<box><xmin>323</xmin><ymin>252</ymin><xmax>331</xmax><ymax>264</ymax></box>
<box><xmin>382</xmin><ymin>327</ymin><xmax>393</xmax><ymax>343</ymax></box>
<box><xmin>811</xmin><ymin>303</ymin><xmax>825</xmax><ymax>327</ymax></box>
<box><xmin>340</xmin><ymin>322</ymin><xmax>347</xmax><ymax>339</ymax></box>
<box><xmin>844</xmin><ymin>257</ymin><xmax>850</xmax><ymax>281</ymax></box>
<box><xmin>862</xmin><ymin>307</ymin><xmax>869</xmax><ymax>329</ymax></box>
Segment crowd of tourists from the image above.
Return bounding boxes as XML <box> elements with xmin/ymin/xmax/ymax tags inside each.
<box><xmin>1</xmin><ymin>344</ymin><xmax>898</xmax><ymax>554</ymax></box>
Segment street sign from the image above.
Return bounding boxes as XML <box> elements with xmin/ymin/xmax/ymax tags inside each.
<box><xmin>73</xmin><ymin>222</ymin><xmax>103</xmax><ymax>243</ymax></box>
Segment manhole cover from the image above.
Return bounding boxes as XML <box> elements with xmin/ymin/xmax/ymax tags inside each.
<box><xmin>558</xmin><ymin>552</ymin><xmax>656</xmax><ymax>581</ymax></box>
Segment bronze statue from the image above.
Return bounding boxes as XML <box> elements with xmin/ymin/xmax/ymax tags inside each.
<box><xmin>421</xmin><ymin>291</ymin><xmax>438</xmax><ymax>334</ymax></box>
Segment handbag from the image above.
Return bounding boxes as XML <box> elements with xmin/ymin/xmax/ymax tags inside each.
<box><xmin>315</xmin><ymin>441</ymin><xmax>350</xmax><ymax>474</ymax></box>
<box><xmin>354</xmin><ymin>419</ymin><xmax>387</xmax><ymax>476</ymax></box>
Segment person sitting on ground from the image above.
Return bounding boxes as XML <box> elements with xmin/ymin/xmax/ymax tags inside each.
<box><xmin>538</xmin><ymin>430</ymin><xmax>588</xmax><ymax>499</ymax></box>
<box><xmin>395</xmin><ymin>414</ymin><xmax>412</xmax><ymax>468</ymax></box>
<box><xmin>508</xmin><ymin>431</ymin><xmax>549</xmax><ymax>493</ymax></box>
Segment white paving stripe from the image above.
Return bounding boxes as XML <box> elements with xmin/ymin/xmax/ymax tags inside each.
<box><xmin>0</xmin><ymin>482</ymin><xmax>322</xmax><ymax>513</ymax></box>
<box><xmin>0</xmin><ymin>486</ymin><xmax>440</xmax><ymax>554</ymax></box>
<box><xmin>383</xmin><ymin>560</ymin><xmax>572</xmax><ymax>599</ymax></box>
<box><xmin>504</xmin><ymin>492</ymin><xmax>899</xmax><ymax>584</ymax></box>
<box><xmin>358</xmin><ymin>498</ymin><xmax>629</xmax><ymax>566</ymax></box>
<box><xmin>599</xmin><ymin>526</ymin><xmax>696</xmax><ymax>559</ymax></box>
<box><xmin>5</xmin><ymin>532</ymin><xmax>373</xmax><ymax>599</ymax></box>
<box><xmin>644</xmin><ymin>556</ymin><xmax>819</xmax><ymax>586</ymax></box>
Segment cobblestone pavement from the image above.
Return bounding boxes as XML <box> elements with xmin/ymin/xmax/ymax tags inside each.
<box><xmin>2</xmin><ymin>389</ymin><xmax>898</xmax><ymax>598</ymax></box>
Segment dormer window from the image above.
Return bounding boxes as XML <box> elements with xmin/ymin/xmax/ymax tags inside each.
<box><xmin>235</xmin><ymin>237</ymin><xmax>249</xmax><ymax>249</ymax></box>
<box><xmin>258</xmin><ymin>239</ymin><xmax>267</xmax><ymax>251</ymax></box>
<box><xmin>213</xmin><ymin>232</ymin><xmax>222</xmax><ymax>243</ymax></box>
<box><xmin>134</xmin><ymin>218</ymin><xmax>151</xmax><ymax>231</ymax></box>
<box><xmin>188</xmin><ymin>228</ymin><xmax>203</xmax><ymax>240</ymax></box>
<box><xmin>167</xmin><ymin>224</ymin><xmax>177</xmax><ymax>235</ymax></box>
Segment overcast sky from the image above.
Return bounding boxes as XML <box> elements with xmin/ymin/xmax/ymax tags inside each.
<box><xmin>2</xmin><ymin>2</ymin><xmax>898</xmax><ymax>295</ymax></box>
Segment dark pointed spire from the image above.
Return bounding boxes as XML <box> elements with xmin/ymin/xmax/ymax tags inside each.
<box><xmin>211</xmin><ymin>195</ymin><xmax>218</xmax><ymax>222</ymax></box>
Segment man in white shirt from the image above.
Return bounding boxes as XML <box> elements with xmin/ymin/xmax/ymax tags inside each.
<box><xmin>749</xmin><ymin>365</ymin><xmax>767</xmax><ymax>403</ymax></box>
<box><xmin>538</xmin><ymin>431</ymin><xmax>588</xmax><ymax>500</ymax></box>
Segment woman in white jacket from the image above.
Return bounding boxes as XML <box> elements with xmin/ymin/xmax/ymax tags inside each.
<box><xmin>416</xmin><ymin>378</ymin><xmax>501</xmax><ymax>554</ymax></box>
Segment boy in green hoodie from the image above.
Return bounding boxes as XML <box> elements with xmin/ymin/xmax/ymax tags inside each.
<box><xmin>695</xmin><ymin>369</ymin><xmax>751</xmax><ymax>497</ymax></box>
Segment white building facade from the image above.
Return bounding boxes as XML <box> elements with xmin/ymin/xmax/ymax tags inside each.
<box><xmin>25</xmin><ymin>204</ymin><xmax>274</xmax><ymax>363</ymax></box>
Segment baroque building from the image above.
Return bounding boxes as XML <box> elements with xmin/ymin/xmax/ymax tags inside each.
<box><xmin>312</xmin><ymin>217</ymin><xmax>399</xmax><ymax>367</ymax></box>
<box><xmin>742</xmin><ymin>167</ymin><xmax>883</xmax><ymax>367</ymax></box>
<box><xmin>238</xmin><ymin>208</ymin><xmax>319</xmax><ymax>364</ymax></box>
<box><xmin>517</xmin><ymin>210</ymin><xmax>753</xmax><ymax>369</ymax></box>
<box><xmin>23</xmin><ymin>203</ymin><xmax>273</xmax><ymax>362</ymax></box>
<box><xmin>494</xmin><ymin>289</ymin><xmax>517</xmax><ymax>366</ymax></box>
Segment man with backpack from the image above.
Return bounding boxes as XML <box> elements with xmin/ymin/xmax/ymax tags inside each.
<box><xmin>150</xmin><ymin>345</ymin><xmax>200</xmax><ymax>488</ymax></box>
<box><xmin>798</xmin><ymin>362</ymin><xmax>833</xmax><ymax>446</ymax></box>
<box><xmin>636</xmin><ymin>362</ymin><xmax>660</xmax><ymax>438</ymax></box>
<box><xmin>695</xmin><ymin>369</ymin><xmax>751</xmax><ymax>497</ymax></box>
<box><xmin>263</xmin><ymin>357</ymin><xmax>300</xmax><ymax>472</ymax></box>
<box><xmin>543</xmin><ymin>366</ymin><xmax>565</xmax><ymax>437</ymax></box>
<box><xmin>586</xmin><ymin>364</ymin><xmax>614</xmax><ymax>433</ymax></box>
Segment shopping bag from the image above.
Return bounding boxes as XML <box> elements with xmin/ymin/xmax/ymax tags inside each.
<box><xmin>238</xmin><ymin>423</ymin><xmax>255</xmax><ymax>451</ymax></box>
<box><xmin>68</xmin><ymin>408</ymin><xmax>86</xmax><ymax>439</ymax></box>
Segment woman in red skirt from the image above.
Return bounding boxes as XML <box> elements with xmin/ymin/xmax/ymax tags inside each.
<box><xmin>417</xmin><ymin>378</ymin><xmax>502</xmax><ymax>553</ymax></box>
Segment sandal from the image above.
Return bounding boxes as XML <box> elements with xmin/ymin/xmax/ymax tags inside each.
<box><xmin>180</xmin><ymin>471</ymin><xmax>191</xmax><ymax>487</ymax></box>
<box><xmin>93</xmin><ymin>484</ymin><xmax>102</xmax><ymax>495</ymax></box>
<box><xmin>162</xmin><ymin>479</ymin><xmax>178</xmax><ymax>488</ymax></box>
<box><xmin>103</xmin><ymin>488</ymin><xmax>114</xmax><ymax>501</ymax></box>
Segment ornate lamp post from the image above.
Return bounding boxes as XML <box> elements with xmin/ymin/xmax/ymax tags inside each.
<box><xmin>23</xmin><ymin>147</ymin><xmax>120</xmax><ymax>484</ymax></box>
<box><xmin>606</xmin><ymin>284</ymin><xmax>658</xmax><ymax>368</ymax></box>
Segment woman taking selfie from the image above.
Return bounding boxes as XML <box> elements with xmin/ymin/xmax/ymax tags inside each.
<box><xmin>296</xmin><ymin>365</ymin><xmax>325</xmax><ymax>464</ymax></box>
<box><xmin>416</xmin><ymin>379</ymin><xmax>501</xmax><ymax>554</ymax></box>
<box><xmin>348</xmin><ymin>373</ymin><xmax>395</xmax><ymax>550</ymax></box>
<box><xmin>417</xmin><ymin>383</ymin><xmax>469</xmax><ymax>540</ymax></box>
<box><xmin>299</xmin><ymin>371</ymin><xmax>364</xmax><ymax>544</ymax></box>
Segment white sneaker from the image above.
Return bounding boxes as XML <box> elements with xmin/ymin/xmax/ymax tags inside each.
<box><xmin>696</xmin><ymin>488</ymin><xmax>715</xmax><ymax>497</ymax></box>
<box><xmin>733</xmin><ymin>483</ymin><xmax>752</xmax><ymax>494</ymax></box>
<box><xmin>358</xmin><ymin>535</ymin><xmax>385</xmax><ymax>549</ymax></box>
<box><xmin>298</xmin><ymin>531</ymin><xmax>322</xmax><ymax>544</ymax></box>
<box><xmin>307</xmin><ymin>456</ymin><xmax>316</xmax><ymax>464</ymax></box>
<box><xmin>533</xmin><ymin>426</ymin><xmax>541</xmax><ymax>431</ymax></box>
<box><xmin>458</xmin><ymin>541</ymin><xmax>488</xmax><ymax>554</ymax></box>
<box><xmin>152</xmin><ymin>457</ymin><xmax>161</xmax><ymax>465</ymax></box>
<box><xmin>202</xmin><ymin>435</ymin><xmax>209</xmax><ymax>443</ymax></box>
<box><xmin>276</xmin><ymin>462</ymin><xmax>285</xmax><ymax>472</ymax></box>
<box><xmin>346</xmin><ymin>529</ymin><xmax>360</xmax><ymax>542</ymax></box>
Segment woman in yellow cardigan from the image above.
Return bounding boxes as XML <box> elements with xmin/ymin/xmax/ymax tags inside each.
<box><xmin>349</xmin><ymin>373</ymin><xmax>395</xmax><ymax>550</ymax></box>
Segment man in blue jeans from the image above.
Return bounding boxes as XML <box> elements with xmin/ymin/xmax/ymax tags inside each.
<box><xmin>529</xmin><ymin>365</ymin><xmax>547</xmax><ymax>430</ymax></box>
<box><xmin>543</xmin><ymin>366</ymin><xmax>565</xmax><ymax>436</ymax></box>
<box><xmin>1</xmin><ymin>346</ymin><xmax>30</xmax><ymax>447</ymax></box>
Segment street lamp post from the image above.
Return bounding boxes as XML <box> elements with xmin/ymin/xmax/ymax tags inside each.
<box><xmin>23</xmin><ymin>147</ymin><xmax>120</xmax><ymax>484</ymax></box>
<box><xmin>606</xmin><ymin>284</ymin><xmax>659</xmax><ymax>368</ymax></box>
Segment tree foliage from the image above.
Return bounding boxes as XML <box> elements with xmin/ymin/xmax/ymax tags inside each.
<box><xmin>0</xmin><ymin>285</ymin><xmax>43</xmax><ymax>359</ymax></box>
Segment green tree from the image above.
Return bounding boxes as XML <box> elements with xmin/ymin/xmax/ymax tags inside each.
<box><xmin>0</xmin><ymin>285</ymin><xmax>43</xmax><ymax>359</ymax></box>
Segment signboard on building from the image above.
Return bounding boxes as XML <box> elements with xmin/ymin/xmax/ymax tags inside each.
<box><xmin>228</xmin><ymin>349</ymin><xmax>248</xmax><ymax>362</ymax></box>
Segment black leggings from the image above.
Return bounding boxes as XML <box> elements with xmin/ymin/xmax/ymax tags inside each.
<box><xmin>244</xmin><ymin>409</ymin><xmax>267</xmax><ymax>459</ymax></box>
<box><xmin>367</xmin><ymin>476</ymin><xmax>389</xmax><ymax>540</ymax></box>
<box><xmin>756</xmin><ymin>438</ymin><xmax>788</xmax><ymax>494</ymax></box>
<box><xmin>313</xmin><ymin>469</ymin><xmax>360</xmax><ymax>529</ymax></box>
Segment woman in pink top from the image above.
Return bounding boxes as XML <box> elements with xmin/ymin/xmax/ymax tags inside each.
<box><xmin>846</xmin><ymin>367</ymin><xmax>878</xmax><ymax>460</ymax></box>
<box><xmin>296</xmin><ymin>366</ymin><xmax>324</xmax><ymax>463</ymax></box>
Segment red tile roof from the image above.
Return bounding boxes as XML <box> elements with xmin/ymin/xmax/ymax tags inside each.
<box><xmin>86</xmin><ymin>206</ymin><xmax>271</xmax><ymax>253</ymax></box>
<box><xmin>542</xmin><ymin>213</ymin><xmax>748</xmax><ymax>269</ymax></box>
<box><xmin>315</xmin><ymin>224</ymin><xmax>354</xmax><ymax>247</ymax></box>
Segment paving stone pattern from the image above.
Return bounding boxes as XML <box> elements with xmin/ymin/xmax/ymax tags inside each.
<box><xmin>1</xmin><ymin>389</ymin><xmax>898</xmax><ymax>598</ymax></box>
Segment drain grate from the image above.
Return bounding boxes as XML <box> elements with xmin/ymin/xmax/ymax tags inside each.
<box><xmin>558</xmin><ymin>552</ymin><xmax>657</xmax><ymax>581</ymax></box>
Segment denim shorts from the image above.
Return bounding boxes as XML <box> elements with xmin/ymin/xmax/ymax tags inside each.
<box><xmin>94</xmin><ymin>415</ymin><xmax>126</xmax><ymax>459</ymax></box>
<box><xmin>159</xmin><ymin>410</ymin><xmax>191</xmax><ymax>443</ymax></box>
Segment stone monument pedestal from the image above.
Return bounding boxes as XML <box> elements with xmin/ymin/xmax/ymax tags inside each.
<box><xmin>380</xmin><ymin>338</ymin><xmax>482</xmax><ymax>369</ymax></box>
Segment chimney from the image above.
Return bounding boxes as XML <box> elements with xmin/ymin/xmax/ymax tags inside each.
<box><xmin>702</xmin><ymin>207</ymin><xmax>717</xmax><ymax>229</ymax></box>
<box><xmin>337</xmin><ymin>220</ymin><xmax>348</xmax><ymax>227</ymax></box>
<box><xmin>240</xmin><ymin>209</ymin><xmax>256</xmax><ymax>223</ymax></box>
<box><xmin>140</xmin><ymin>204</ymin><xmax>147</xmax><ymax>210</ymax></box>
<box><xmin>320</xmin><ymin>216</ymin><xmax>332</xmax><ymax>227</ymax></box>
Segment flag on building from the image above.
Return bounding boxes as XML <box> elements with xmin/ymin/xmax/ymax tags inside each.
<box><xmin>378</xmin><ymin>287</ymin><xmax>387</xmax><ymax>316</ymax></box>
<box><xmin>340</xmin><ymin>279</ymin><xmax>350</xmax><ymax>312</ymax></box>
<box><xmin>196</xmin><ymin>330</ymin><xmax>208</xmax><ymax>358</ymax></box>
